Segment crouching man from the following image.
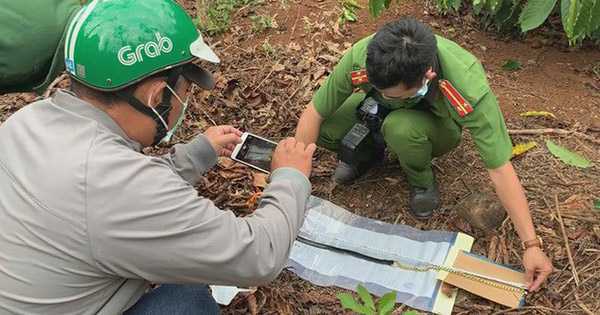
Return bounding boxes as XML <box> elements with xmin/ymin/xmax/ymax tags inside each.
<box><xmin>0</xmin><ymin>0</ymin><xmax>315</xmax><ymax>313</ymax></box>
<box><xmin>295</xmin><ymin>18</ymin><xmax>552</xmax><ymax>292</ymax></box>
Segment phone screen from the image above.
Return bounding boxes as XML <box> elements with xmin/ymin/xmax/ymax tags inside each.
<box><xmin>237</xmin><ymin>134</ymin><xmax>277</xmax><ymax>172</ymax></box>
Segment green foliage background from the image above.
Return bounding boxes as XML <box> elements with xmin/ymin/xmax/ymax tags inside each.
<box><xmin>430</xmin><ymin>0</ymin><xmax>600</xmax><ymax>45</ymax></box>
<box><xmin>365</xmin><ymin>0</ymin><xmax>600</xmax><ymax>45</ymax></box>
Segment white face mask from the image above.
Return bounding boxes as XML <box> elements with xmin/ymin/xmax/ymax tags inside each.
<box><xmin>379</xmin><ymin>78</ymin><xmax>430</xmax><ymax>103</ymax></box>
<box><xmin>149</xmin><ymin>84</ymin><xmax>189</xmax><ymax>145</ymax></box>
<box><xmin>410</xmin><ymin>79</ymin><xmax>430</xmax><ymax>99</ymax></box>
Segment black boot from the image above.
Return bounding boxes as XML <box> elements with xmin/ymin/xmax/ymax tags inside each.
<box><xmin>332</xmin><ymin>161</ymin><xmax>362</xmax><ymax>184</ymax></box>
<box><xmin>408</xmin><ymin>182</ymin><xmax>440</xmax><ymax>219</ymax></box>
<box><xmin>332</xmin><ymin>158</ymin><xmax>381</xmax><ymax>185</ymax></box>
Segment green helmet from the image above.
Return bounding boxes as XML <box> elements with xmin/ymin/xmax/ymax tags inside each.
<box><xmin>64</xmin><ymin>0</ymin><xmax>219</xmax><ymax>91</ymax></box>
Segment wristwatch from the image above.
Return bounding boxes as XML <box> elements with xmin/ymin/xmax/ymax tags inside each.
<box><xmin>522</xmin><ymin>236</ymin><xmax>543</xmax><ymax>250</ymax></box>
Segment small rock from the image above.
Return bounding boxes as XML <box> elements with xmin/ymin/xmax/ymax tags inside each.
<box><xmin>456</xmin><ymin>191</ymin><xmax>507</xmax><ymax>231</ymax></box>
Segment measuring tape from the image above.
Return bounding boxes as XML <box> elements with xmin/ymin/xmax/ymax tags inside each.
<box><xmin>391</xmin><ymin>261</ymin><xmax>527</xmax><ymax>294</ymax></box>
<box><xmin>296</xmin><ymin>236</ymin><xmax>527</xmax><ymax>294</ymax></box>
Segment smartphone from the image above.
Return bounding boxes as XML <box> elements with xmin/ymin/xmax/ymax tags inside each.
<box><xmin>231</xmin><ymin>132</ymin><xmax>278</xmax><ymax>173</ymax></box>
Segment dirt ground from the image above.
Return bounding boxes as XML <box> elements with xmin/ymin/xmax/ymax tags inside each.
<box><xmin>1</xmin><ymin>0</ymin><xmax>599</xmax><ymax>314</ymax></box>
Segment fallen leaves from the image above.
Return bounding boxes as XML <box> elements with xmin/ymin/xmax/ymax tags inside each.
<box><xmin>520</xmin><ymin>111</ymin><xmax>556</xmax><ymax>119</ymax></box>
<box><xmin>271</xmin><ymin>63</ymin><xmax>285</xmax><ymax>72</ymax></box>
<box><xmin>252</xmin><ymin>172</ymin><xmax>269</xmax><ymax>188</ymax></box>
<box><xmin>511</xmin><ymin>141</ymin><xmax>537</xmax><ymax>158</ymax></box>
<box><xmin>217</xmin><ymin>158</ymin><xmax>249</xmax><ymax>179</ymax></box>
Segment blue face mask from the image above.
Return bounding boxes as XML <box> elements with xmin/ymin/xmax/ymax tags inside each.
<box><xmin>409</xmin><ymin>79</ymin><xmax>430</xmax><ymax>100</ymax></box>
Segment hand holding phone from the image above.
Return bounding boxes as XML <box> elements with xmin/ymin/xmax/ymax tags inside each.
<box><xmin>272</xmin><ymin>138</ymin><xmax>316</xmax><ymax>178</ymax></box>
<box><xmin>231</xmin><ymin>133</ymin><xmax>315</xmax><ymax>177</ymax></box>
<box><xmin>204</xmin><ymin>125</ymin><xmax>243</xmax><ymax>156</ymax></box>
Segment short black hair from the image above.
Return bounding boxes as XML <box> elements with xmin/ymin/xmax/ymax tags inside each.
<box><xmin>69</xmin><ymin>70</ymin><xmax>170</xmax><ymax>106</ymax></box>
<box><xmin>366</xmin><ymin>18</ymin><xmax>437</xmax><ymax>89</ymax></box>
<box><xmin>70</xmin><ymin>79</ymin><xmax>119</xmax><ymax>105</ymax></box>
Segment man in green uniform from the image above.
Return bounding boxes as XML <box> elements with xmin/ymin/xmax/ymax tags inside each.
<box><xmin>0</xmin><ymin>0</ymin><xmax>82</xmax><ymax>94</ymax></box>
<box><xmin>295</xmin><ymin>18</ymin><xmax>553</xmax><ymax>291</ymax></box>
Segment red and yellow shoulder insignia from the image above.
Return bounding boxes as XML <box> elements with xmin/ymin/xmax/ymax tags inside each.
<box><xmin>439</xmin><ymin>80</ymin><xmax>474</xmax><ymax>117</ymax></box>
<box><xmin>350</xmin><ymin>69</ymin><xmax>369</xmax><ymax>85</ymax></box>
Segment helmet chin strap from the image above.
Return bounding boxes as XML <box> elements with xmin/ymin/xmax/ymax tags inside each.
<box><xmin>116</xmin><ymin>67</ymin><xmax>182</xmax><ymax>146</ymax></box>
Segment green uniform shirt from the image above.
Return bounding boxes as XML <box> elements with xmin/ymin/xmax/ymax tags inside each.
<box><xmin>0</xmin><ymin>0</ymin><xmax>81</xmax><ymax>94</ymax></box>
<box><xmin>312</xmin><ymin>35</ymin><xmax>512</xmax><ymax>169</ymax></box>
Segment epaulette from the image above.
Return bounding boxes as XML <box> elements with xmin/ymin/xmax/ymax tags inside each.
<box><xmin>350</xmin><ymin>69</ymin><xmax>368</xmax><ymax>85</ymax></box>
<box><xmin>439</xmin><ymin>79</ymin><xmax>474</xmax><ymax>117</ymax></box>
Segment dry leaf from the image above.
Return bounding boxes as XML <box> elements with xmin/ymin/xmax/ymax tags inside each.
<box><xmin>213</xmin><ymin>98</ymin><xmax>236</xmax><ymax>109</ymax></box>
<box><xmin>219</xmin><ymin>169</ymin><xmax>247</xmax><ymax>179</ymax></box>
<box><xmin>511</xmin><ymin>141</ymin><xmax>537</xmax><ymax>158</ymax></box>
<box><xmin>247</xmin><ymin>293</ymin><xmax>258</xmax><ymax>315</ymax></box>
<box><xmin>562</xmin><ymin>194</ymin><xmax>588</xmax><ymax>212</ymax></box>
<box><xmin>519</xmin><ymin>111</ymin><xmax>556</xmax><ymax>119</ymax></box>
<box><xmin>218</xmin><ymin>157</ymin><xmax>236</xmax><ymax>168</ymax></box>
<box><xmin>272</xmin><ymin>63</ymin><xmax>285</xmax><ymax>72</ymax></box>
<box><xmin>252</xmin><ymin>172</ymin><xmax>268</xmax><ymax>188</ymax></box>
<box><xmin>441</xmin><ymin>282</ymin><xmax>458</xmax><ymax>298</ymax></box>
<box><xmin>288</xmin><ymin>42</ymin><xmax>301</xmax><ymax>51</ymax></box>
<box><xmin>245</xmin><ymin>192</ymin><xmax>263</xmax><ymax>209</ymax></box>
<box><xmin>593</xmin><ymin>226</ymin><xmax>600</xmax><ymax>239</ymax></box>
<box><xmin>384</xmin><ymin>177</ymin><xmax>399</xmax><ymax>184</ymax></box>
<box><xmin>317</xmin><ymin>54</ymin><xmax>338</xmax><ymax>63</ymax></box>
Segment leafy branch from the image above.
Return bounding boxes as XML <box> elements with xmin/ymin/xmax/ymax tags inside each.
<box><xmin>336</xmin><ymin>284</ymin><xmax>412</xmax><ymax>315</ymax></box>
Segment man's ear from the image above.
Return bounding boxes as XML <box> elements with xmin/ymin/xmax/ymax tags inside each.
<box><xmin>425</xmin><ymin>67</ymin><xmax>437</xmax><ymax>81</ymax></box>
<box><xmin>144</xmin><ymin>80</ymin><xmax>168</xmax><ymax>108</ymax></box>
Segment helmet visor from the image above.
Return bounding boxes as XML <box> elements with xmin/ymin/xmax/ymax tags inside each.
<box><xmin>180</xmin><ymin>63</ymin><xmax>215</xmax><ymax>90</ymax></box>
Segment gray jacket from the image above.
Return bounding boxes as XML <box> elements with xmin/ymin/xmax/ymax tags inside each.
<box><xmin>0</xmin><ymin>90</ymin><xmax>311</xmax><ymax>314</ymax></box>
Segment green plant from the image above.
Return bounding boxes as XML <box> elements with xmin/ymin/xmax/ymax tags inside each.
<box><xmin>336</xmin><ymin>284</ymin><xmax>399</xmax><ymax>315</ymax></box>
<box><xmin>338</xmin><ymin>0</ymin><xmax>362</xmax><ymax>25</ymax></box>
<box><xmin>501</xmin><ymin>59</ymin><xmax>522</xmax><ymax>71</ymax></box>
<box><xmin>338</xmin><ymin>0</ymin><xmax>397</xmax><ymax>25</ymax></box>
<box><xmin>250</xmin><ymin>15</ymin><xmax>277</xmax><ymax>32</ymax></box>
<box><xmin>434</xmin><ymin>0</ymin><xmax>600</xmax><ymax>45</ymax></box>
<box><xmin>437</xmin><ymin>0</ymin><xmax>463</xmax><ymax>12</ymax></box>
<box><xmin>368</xmin><ymin>0</ymin><xmax>393</xmax><ymax>17</ymax></box>
<box><xmin>545</xmin><ymin>140</ymin><xmax>592</xmax><ymax>168</ymax></box>
<box><xmin>195</xmin><ymin>0</ymin><xmax>260</xmax><ymax>35</ymax></box>
<box><xmin>261</xmin><ymin>40</ymin><xmax>277</xmax><ymax>58</ymax></box>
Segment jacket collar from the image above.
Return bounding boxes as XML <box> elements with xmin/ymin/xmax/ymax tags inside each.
<box><xmin>51</xmin><ymin>90</ymin><xmax>142</xmax><ymax>151</ymax></box>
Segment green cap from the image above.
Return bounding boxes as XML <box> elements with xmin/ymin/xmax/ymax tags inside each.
<box><xmin>64</xmin><ymin>0</ymin><xmax>219</xmax><ymax>91</ymax></box>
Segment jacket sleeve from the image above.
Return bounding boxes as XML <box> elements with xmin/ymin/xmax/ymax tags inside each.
<box><xmin>86</xmin><ymin>142</ymin><xmax>311</xmax><ymax>287</ymax></box>
<box><xmin>157</xmin><ymin>134</ymin><xmax>218</xmax><ymax>186</ymax></box>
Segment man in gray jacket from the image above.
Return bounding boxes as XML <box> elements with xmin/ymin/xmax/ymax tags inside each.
<box><xmin>0</xmin><ymin>0</ymin><xmax>316</xmax><ymax>314</ymax></box>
